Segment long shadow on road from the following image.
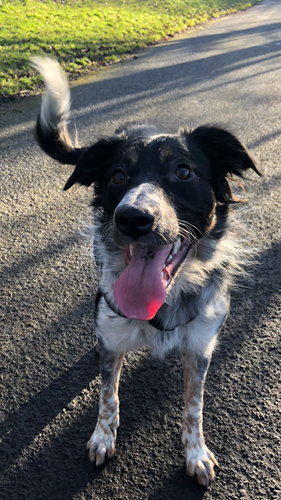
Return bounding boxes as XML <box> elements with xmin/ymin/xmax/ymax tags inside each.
<box><xmin>1</xmin><ymin>20</ymin><xmax>281</xmax><ymax>145</ymax></box>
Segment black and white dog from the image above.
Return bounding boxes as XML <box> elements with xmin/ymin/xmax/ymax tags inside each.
<box><xmin>33</xmin><ymin>57</ymin><xmax>260</xmax><ymax>487</ymax></box>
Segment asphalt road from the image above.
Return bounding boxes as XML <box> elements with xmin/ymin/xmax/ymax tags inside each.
<box><xmin>0</xmin><ymin>0</ymin><xmax>281</xmax><ymax>499</ymax></box>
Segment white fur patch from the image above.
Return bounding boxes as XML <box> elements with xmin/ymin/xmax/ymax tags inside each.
<box><xmin>31</xmin><ymin>56</ymin><xmax>70</xmax><ymax>133</ymax></box>
<box><xmin>96</xmin><ymin>290</ymin><xmax>227</xmax><ymax>359</ymax></box>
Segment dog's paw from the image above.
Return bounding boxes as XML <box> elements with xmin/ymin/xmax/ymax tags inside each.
<box><xmin>87</xmin><ymin>423</ymin><xmax>117</xmax><ymax>466</ymax></box>
<box><xmin>185</xmin><ymin>446</ymin><xmax>218</xmax><ymax>487</ymax></box>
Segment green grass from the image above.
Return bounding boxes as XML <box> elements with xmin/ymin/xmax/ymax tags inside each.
<box><xmin>0</xmin><ymin>0</ymin><xmax>260</xmax><ymax>98</ymax></box>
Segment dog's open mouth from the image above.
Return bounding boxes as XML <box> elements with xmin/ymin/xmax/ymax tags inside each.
<box><xmin>113</xmin><ymin>237</ymin><xmax>190</xmax><ymax>321</ymax></box>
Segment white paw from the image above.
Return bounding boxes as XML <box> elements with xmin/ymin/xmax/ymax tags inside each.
<box><xmin>185</xmin><ymin>445</ymin><xmax>218</xmax><ymax>487</ymax></box>
<box><xmin>87</xmin><ymin>422</ymin><xmax>117</xmax><ymax>466</ymax></box>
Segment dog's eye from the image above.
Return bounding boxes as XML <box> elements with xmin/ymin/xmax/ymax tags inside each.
<box><xmin>175</xmin><ymin>166</ymin><xmax>190</xmax><ymax>180</ymax></box>
<box><xmin>111</xmin><ymin>170</ymin><xmax>126</xmax><ymax>184</ymax></box>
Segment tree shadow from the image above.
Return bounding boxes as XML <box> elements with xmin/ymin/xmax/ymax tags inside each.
<box><xmin>0</xmin><ymin>234</ymin><xmax>81</xmax><ymax>284</ymax></box>
<box><xmin>1</xmin><ymin>19</ymin><xmax>281</xmax><ymax>141</ymax></box>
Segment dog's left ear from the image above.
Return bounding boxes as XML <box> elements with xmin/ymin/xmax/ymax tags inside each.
<box><xmin>184</xmin><ymin>125</ymin><xmax>262</xmax><ymax>203</ymax></box>
<box><xmin>64</xmin><ymin>137</ymin><xmax>124</xmax><ymax>191</ymax></box>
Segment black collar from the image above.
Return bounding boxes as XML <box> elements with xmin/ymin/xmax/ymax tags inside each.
<box><xmin>96</xmin><ymin>290</ymin><xmax>189</xmax><ymax>331</ymax></box>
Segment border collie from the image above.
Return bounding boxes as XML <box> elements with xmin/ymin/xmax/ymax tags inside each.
<box><xmin>32</xmin><ymin>57</ymin><xmax>260</xmax><ymax>487</ymax></box>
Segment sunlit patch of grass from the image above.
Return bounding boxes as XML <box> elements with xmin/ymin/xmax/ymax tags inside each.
<box><xmin>0</xmin><ymin>0</ymin><xmax>261</xmax><ymax>98</ymax></box>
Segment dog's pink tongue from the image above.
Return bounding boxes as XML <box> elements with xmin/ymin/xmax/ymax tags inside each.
<box><xmin>113</xmin><ymin>244</ymin><xmax>172</xmax><ymax>320</ymax></box>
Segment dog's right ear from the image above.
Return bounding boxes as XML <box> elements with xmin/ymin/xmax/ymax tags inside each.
<box><xmin>64</xmin><ymin>138</ymin><xmax>123</xmax><ymax>190</ymax></box>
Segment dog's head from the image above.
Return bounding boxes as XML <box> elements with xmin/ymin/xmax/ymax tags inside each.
<box><xmin>63</xmin><ymin>124</ymin><xmax>260</xmax><ymax>321</ymax></box>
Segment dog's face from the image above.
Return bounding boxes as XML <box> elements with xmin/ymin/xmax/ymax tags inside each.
<box><xmin>64</xmin><ymin>125</ymin><xmax>260</xmax><ymax>320</ymax></box>
<box><xmin>102</xmin><ymin>134</ymin><xmax>216</xmax><ymax>241</ymax></box>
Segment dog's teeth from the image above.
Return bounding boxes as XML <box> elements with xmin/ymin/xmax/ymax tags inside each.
<box><xmin>176</xmin><ymin>237</ymin><xmax>181</xmax><ymax>250</ymax></box>
<box><xmin>167</xmin><ymin>255</ymin><xmax>173</xmax><ymax>263</ymax></box>
<box><xmin>129</xmin><ymin>245</ymin><xmax>133</xmax><ymax>257</ymax></box>
<box><xmin>172</xmin><ymin>238</ymin><xmax>181</xmax><ymax>256</ymax></box>
<box><xmin>161</xmin><ymin>272</ymin><xmax>164</xmax><ymax>281</ymax></box>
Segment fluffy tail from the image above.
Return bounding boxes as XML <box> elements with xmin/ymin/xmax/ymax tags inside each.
<box><xmin>31</xmin><ymin>57</ymin><xmax>84</xmax><ymax>164</ymax></box>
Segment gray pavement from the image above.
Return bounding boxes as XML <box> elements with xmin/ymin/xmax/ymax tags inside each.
<box><xmin>0</xmin><ymin>0</ymin><xmax>281</xmax><ymax>498</ymax></box>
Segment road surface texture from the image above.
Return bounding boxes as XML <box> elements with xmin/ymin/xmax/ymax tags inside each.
<box><xmin>0</xmin><ymin>0</ymin><xmax>280</xmax><ymax>499</ymax></box>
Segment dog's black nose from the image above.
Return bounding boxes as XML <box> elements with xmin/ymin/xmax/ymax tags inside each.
<box><xmin>115</xmin><ymin>205</ymin><xmax>154</xmax><ymax>239</ymax></box>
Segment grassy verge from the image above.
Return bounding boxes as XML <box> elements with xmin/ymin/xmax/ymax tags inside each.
<box><xmin>0</xmin><ymin>0</ymin><xmax>260</xmax><ymax>98</ymax></box>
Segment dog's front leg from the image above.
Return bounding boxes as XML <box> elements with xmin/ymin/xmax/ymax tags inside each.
<box><xmin>182</xmin><ymin>353</ymin><xmax>218</xmax><ymax>487</ymax></box>
<box><xmin>87</xmin><ymin>337</ymin><xmax>124</xmax><ymax>466</ymax></box>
